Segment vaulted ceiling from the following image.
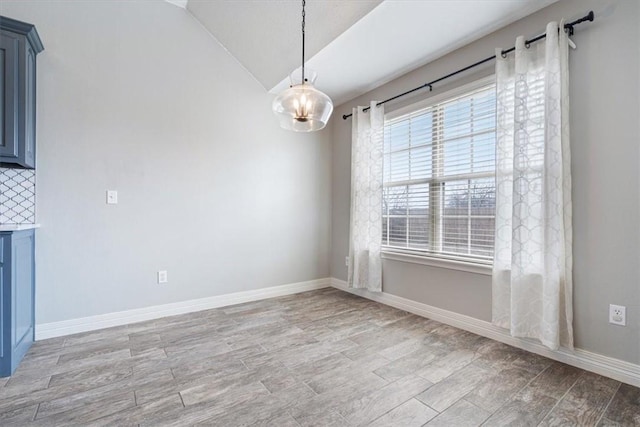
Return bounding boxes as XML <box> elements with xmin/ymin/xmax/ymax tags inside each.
<box><xmin>168</xmin><ymin>0</ymin><xmax>558</xmax><ymax>105</ymax></box>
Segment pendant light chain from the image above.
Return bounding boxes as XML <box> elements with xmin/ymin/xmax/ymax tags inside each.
<box><xmin>301</xmin><ymin>0</ymin><xmax>306</xmax><ymax>85</ymax></box>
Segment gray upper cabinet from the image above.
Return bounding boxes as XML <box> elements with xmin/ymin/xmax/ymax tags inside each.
<box><xmin>0</xmin><ymin>16</ymin><xmax>43</xmax><ymax>169</ymax></box>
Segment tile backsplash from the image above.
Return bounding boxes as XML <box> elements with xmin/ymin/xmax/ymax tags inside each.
<box><xmin>0</xmin><ymin>168</ymin><xmax>36</xmax><ymax>224</ymax></box>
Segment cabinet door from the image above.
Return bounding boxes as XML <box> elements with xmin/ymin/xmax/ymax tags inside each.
<box><xmin>0</xmin><ymin>30</ymin><xmax>19</xmax><ymax>160</ymax></box>
<box><xmin>0</xmin><ymin>231</ymin><xmax>34</xmax><ymax>377</ymax></box>
<box><xmin>23</xmin><ymin>43</ymin><xmax>36</xmax><ymax>167</ymax></box>
<box><xmin>12</xmin><ymin>231</ymin><xmax>34</xmax><ymax>362</ymax></box>
<box><xmin>0</xmin><ymin>235</ymin><xmax>6</xmax><ymax>365</ymax></box>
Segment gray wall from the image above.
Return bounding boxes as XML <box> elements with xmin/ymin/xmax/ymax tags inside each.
<box><xmin>0</xmin><ymin>0</ymin><xmax>332</xmax><ymax>324</ymax></box>
<box><xmin>330</xmin><ymin>0</ymin><xmax>640</xmax><ymax>364</ymax></box>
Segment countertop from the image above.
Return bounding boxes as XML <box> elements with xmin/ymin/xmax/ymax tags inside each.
<box><xmin>0</xmin><ymin>224</ymin><xmax>41</xmax><ymax>231</ymax></box>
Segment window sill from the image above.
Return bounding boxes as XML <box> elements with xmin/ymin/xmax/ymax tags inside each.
<box><xmin>381</xmin><ymin>250</ymin><xmax>492</xmax><ymax>276</ymax></box>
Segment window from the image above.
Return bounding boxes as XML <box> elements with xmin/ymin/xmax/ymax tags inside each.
<box><xmin>382</xmin><ymin>79</ymin><xmax>496</xmax><ymax>263</ymax></box>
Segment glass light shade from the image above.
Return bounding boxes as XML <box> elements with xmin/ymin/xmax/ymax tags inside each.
<box><xmin>272</xmin><ymin>70</ymin><xmax>333</xmax><ymax>132</ymax></box>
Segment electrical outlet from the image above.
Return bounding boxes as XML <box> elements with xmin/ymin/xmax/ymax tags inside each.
<box><xmin>609</xmin><ymin>304</ymin><xmax>626</xmax><ymax>326</ymax></box>
<box><xmin>157</xmin><ymin>270</ymin><xmax>168</xmax><ymax>284</ymax></box>
<box><xmin>345</xmin><ymin>256</ymin><xmax>350</xmax><ymax>267</ymax></box>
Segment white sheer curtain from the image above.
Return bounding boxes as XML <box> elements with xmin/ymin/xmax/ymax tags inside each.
<box><xmin>492</xmin><ymin>21</ymin><xmax>574</xmax><ymax>350</ymax></box>
<box><xmin>348</xmin><ymin>102</ymin><xmax>384</xmax><ymax>292</ymax></box>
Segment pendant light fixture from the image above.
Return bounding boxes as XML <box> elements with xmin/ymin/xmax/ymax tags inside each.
<box><xmin>272</xmin><ymin>0</ymin><xmax>333</xmax><ymax>132</ymax></box>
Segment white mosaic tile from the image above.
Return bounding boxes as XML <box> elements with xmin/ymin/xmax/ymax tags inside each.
<box><xmin>0</xmin><ymin>167</ymin><xmax>36</xmax><ymax>224</ymax></box>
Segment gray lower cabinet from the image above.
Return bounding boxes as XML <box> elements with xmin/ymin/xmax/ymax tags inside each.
<box><xmin>0</xmin><ymin>16</ymin><xmax>43</xmax><ymax>169</ymax></box>
<box><xmin>0</xmin><ymin>229</ymin><xmax>35</xmax><ymax>377</ymax></box>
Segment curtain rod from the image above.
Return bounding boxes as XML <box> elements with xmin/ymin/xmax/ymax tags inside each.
<box><xmin>342</xmin><ymin>10</ymin><xmax>594</xmax><ymax>120</ymax></box>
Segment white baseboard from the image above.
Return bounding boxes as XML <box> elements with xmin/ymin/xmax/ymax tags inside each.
<box><xmin>36</xmin><ymin>278</ymin><xmax>331</xmax><ymax>340</ymax></box>
<box><xmin>330</xmin><ymin>278</ymin><xmax>640</xmax><ymax>388</ymax></box>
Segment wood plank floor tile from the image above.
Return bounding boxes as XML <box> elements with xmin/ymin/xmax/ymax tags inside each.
<box><xmin>259</xmin><ymin>368</ymin><xmax>299</xmax><ymax>393</ymax></box>
<box><xmin>0</xmin><ymin>375</ymin><xmax>51</xmax><ymax>399</ymax></box>
<box><xmin>319</xmin><ymin>324</ymin><xmax>381</xmax><ymax>344</ymax></box>
<box><xmin>48</xmin><ymin>364</ymin><xmax>133</xmax><ymax>390</ymax></box>
<box><xmin>178</xmin><ymin>363</ymin><xmax>280</xmax><ymax>407</ymax></box>
<box><xmin>10</xmin><ymin>354</ymin><xmax>60</xmax><ymax>375</ymax></box>
<box><xmin>342</xmin><ymin>332</ymin><xmax>412</xmax><ymax>361</ymax></box>
<box><xmin>36</xmin><ymin>368</ymin><xmax>174</xmax><ymax>420</ymax></box>
<box><xmin>199</xmin><ymin>381</ymin><xmax>316</xmax><ymax>426</ymax></box>
<box><xmin>90</xmin><ymin>394</ymin><xmax>184</xmax><ymax>427</ymax></box>
<box><xmin>250</xmin><ymin>412</ymin><xmax>301</xmax><ymax>427</ymax></box>
<box><xmin>285</xmin><ymin>352</ymin><xmax>352</xmax><ymax>381</ymax></box>
<box><xmin>61</xmin><ymin>326</ymin><xmax>130</xmax><ymax>347</ymax></box>
<box><xmin>540</xmin><ymin>372</ymin><xmax>620</xmax><ymax>426</ymax></box>
<box><xmin>378</xmin><ymin>337</ymin><xmax>427</xmax><ymax>361</ymax></box>
<box><xmin>123</xmin><ymin>319</ymin><xmax>158</xmax><ymax>335</ymax></box>
<box><xmin>163</xmin><ymin>340</ymin><xmax>233</xmax><ymax>360</ymax></box>
<box><xmin>293</xmin><ymin>410</ymin><xmax>347</xmax><ymax>427</ymax></box>
<box><xmin>27</xmin><ymin>337</ymin><xmax>65</xmax><ymax>354</ymax></box>
<box><xmin>142</xmin><ymin>381</ymin><xmax>307</xmax><ymax>427</ymax></box>
<box><xmin>482</xmin><ymin>390</ymin><xmax>558</xmax><ymax>426</ymax></box>
<box><xmin>510</xmin><ymin>349</ymin><xmax>554</xmax><ymax>375</ymax></box>
<box><xmin>597</xmin><ymin>417</ymin><xmax>623</xmax><ymax>426</ymax></box>
<box><xmin>601</xmin><ymin>383</ymin><xmax>640</xmax><ymax>426</ymax></box>
<box><xmin>464</xmin><ymin>367</ymin><xmax>535</xmax><ymax>412</ymax></box>
<box><xmin>169</xmin><ymin>346</ymin><xmax>261</xmax><ymax>380</ymax></box>
<box><xmin>56</xmin><ymin>347</ymin><xmax>132</xmax><ymax>372</ymax></box>
<box><xmin>289</xmin><ymin>372</ymin><xmax>388</xmax><ymax>424</ymax></box>
<box><xmin>433</xmin><ymin>328</ymin><xmax>492</xmax><ymax>354</ymax></box>
<box><xmin>369</xmin><ymin>398</ymin><xmax>438</xmax><ymax>427</ymax></box>
<box><xmin>416</xmin><ymin>348</ymin><xmax>479</xmax><ymax>383</ymax></box>
<box><xmin>275</xmin><ymin>338</ymin><xmax>357</xmax><ymax>368</ymax></box>
<box><xmin>0</xmin><ymin>404</ymin><xmax>38</xmax><ymax>427</ymax></box>
<box><xmin>137</xmin><ymin>400</ymin><xmax>220</xmax><ymax>426</ymax></box>
<box><xmin>520</xmin><ymin>361</ymin><xmax>583</xmax><ymax>400</ymax></box>
<box><xmin>338</xmin><ymin>375</ymin><xmax>433</xmax><ymax>426</ymax></box>
<box><xmin>472</xmin><ymin>342</ymin><xmax>526</xmax><ymax>372</ymax></box>
<box><xmin>373</xmin><ymin>344</ymin><xmax>444</xmax><ymax>382</ymax></box>
<box><xmin>133</xmin><ymin>376</ymin><xmax>182</xmax><ymax>406</ymax></box>
<box><xmin>32</xmin><ymin>392</ymin><xmax>136</xmax><ymax>426</ymax></box>
<box><xmin>179</xmin><ymin>379</ymin><xmax>269</xmax><ymax>407</ymax></box>
<box><xmin>255</xmin><ymin>330</ymin><xmax>320</xmax><ymax>353</ymax></box>
<box><xmin>416</xmin><ymin>362</ymin><xmax>494</xmax><ymax>412</ymax></box>
<box><xmin>305</xmin><ymin>353</ymin><xmax>389</xmax><ymax>394</ymax></box>
<box><xmin>222</xmin><ymin>299</ymin><xmax>277</xmax><ymax>315</ymax></box>
<box><xmin>1</xmin><ymin>289</ymin><xmax>636</xmax><ymax>426</ymax></box>
<box><xmin>0</xmin><ymin>366</ymin><xmax>171</xmax><ymax>416</ymax></box>
<box><xmin>426</xmin><ymin>399</ymin><xmax>490</xmax><ymax>426</ymax></box>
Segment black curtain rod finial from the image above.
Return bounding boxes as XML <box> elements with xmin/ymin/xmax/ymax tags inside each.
<box><xmin>342</xmin><ymin>10</ymin><xmax>594</xmax><ymax>120</ymax></box>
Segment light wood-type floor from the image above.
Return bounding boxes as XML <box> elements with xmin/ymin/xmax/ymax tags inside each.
<box><xmin>1</xmin><ymin>288</ymin><xmax>638</xmax><ymax>426</ymax></box>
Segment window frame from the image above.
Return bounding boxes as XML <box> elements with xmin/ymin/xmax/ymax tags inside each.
<box><xmin>381</xmin><ymin>75</ymin><xmax>496</xmax><ymax>273</ymax></box>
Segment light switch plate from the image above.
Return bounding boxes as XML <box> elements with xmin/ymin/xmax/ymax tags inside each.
<box><xmin>157</xmin><ymin>270</ymin><xmax>168</xmax><ymax>284</ymax></box>
<box><xmin>106</xmin><ymin>190</ymin><xmax>118</xmax><ymax>205</ymax></box>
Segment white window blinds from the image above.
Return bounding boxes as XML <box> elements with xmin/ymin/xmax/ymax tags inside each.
<box><xmin>382</xmin><ymin>82</ymin><xmax>497</xmax><ymax>262</ymax></box>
